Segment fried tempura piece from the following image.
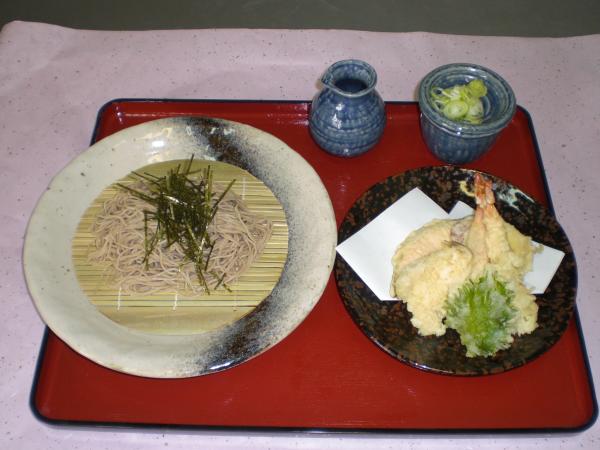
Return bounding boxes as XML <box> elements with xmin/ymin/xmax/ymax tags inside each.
<box><xmin>390</xmin><ymin>217</ymin><xmax>471</xmax><ymax>296</ymax></box>
<box><xmin>391</xmin><ymin>243</ymin><xmax>473</xmax><ymax>336</ymax></box>
<box><xmin>471</xmin><ymin>173</ymin><xmax>538</xmax><ymax>334</ymax></box>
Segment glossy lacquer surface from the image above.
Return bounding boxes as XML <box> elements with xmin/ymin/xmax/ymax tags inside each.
<box><xmin>32</xmin><ymin>100</ymin><xmax>597</xmax><ymax>432</ymax></box>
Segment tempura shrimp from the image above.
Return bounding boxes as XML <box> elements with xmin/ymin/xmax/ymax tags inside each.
<box><xmin>474</xmin><ymin>173</ymin><xmax>513</xmax><ymax>268</ymax></box>
<box><xmin>470</xmin><ymin>173</ymin><xmax>538</xmax><ymax>334</ymax></box>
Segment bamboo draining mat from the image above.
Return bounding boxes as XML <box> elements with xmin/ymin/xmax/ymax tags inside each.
<box><xmin>72</xmin><ymin>159</ymin><xmax>288</xmax><ymax>335</ymax></box>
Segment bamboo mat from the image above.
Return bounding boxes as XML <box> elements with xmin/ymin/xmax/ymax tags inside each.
<box><xmin>72</xmin><ymin>160</ymin><xmax>288</xmax><ymax>335</ymax></box>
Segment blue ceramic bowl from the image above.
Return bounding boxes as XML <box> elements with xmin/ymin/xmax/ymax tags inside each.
<box><xmin>418</xmin><ymin>63</ymin><xmax>516</xmax><ymax>165</ymax></box>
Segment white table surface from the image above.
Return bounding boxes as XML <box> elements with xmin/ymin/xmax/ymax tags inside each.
<box><xmin>1</xmin><ymin>21</ymin><xmax>599</xmax><ymax>449</ymax></box>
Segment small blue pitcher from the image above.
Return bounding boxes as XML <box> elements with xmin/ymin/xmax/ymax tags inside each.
<box><xmin>309</xmin><ymin>59</ymin><xmax>386</xmax><ymax>157</ymax></box>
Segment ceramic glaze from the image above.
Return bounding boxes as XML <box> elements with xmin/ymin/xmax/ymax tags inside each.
<box><xmin>309</xmin><ymin>59</ymin><xmax>386</xmax><ymax>157</ymax></box>
<box><xmin>335</xmin><ymin>166</ymin><xmax>576</xmax><ymax>376</ymax></box>
<box><xmin>418</xmin><ymin>63</ymin><xmax>516</xmax><ymax>165</ymax></box>
<box><xmin>23</xmin><ymin>116</ymin><xmax>337</xmax><ymax>378</ymax></box>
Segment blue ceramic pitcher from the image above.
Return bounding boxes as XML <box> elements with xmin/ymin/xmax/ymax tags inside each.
<box><xmin>309</xmin><ymin>59</ymin><xmax>386</xmax><ymax>157</ymax></box>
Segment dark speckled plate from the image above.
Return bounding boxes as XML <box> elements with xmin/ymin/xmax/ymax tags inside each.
<box><xmin>335</xmin><ymin>166</ymin><xmax>577</xmax><ymax>376</ymax></box>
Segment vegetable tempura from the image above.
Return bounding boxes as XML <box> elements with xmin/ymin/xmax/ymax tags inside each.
<box><xmin>389</xmin><ymin>174</ymin><xmax>539</xmax><ymax>357</ymax></box>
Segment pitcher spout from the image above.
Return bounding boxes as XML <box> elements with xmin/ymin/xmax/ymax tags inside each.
<box><xmin>320</xmin><ymin>59</ymin><xmax>377</xmax><ymax>97</ymax></box>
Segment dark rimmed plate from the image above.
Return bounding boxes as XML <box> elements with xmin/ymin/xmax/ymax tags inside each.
<box><xmin>335</xmin><ymin>166</ymin><xmax>577</xmax><ymax>376</ymax></box>
<box><xmin>24</xmin><ymin>116</ymin><xmax>337</xmax><ymax>378</ymax></box>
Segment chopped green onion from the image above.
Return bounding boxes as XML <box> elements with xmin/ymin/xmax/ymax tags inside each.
<box><xmin>430</xmin><ymin>79</ymin><xmax>487</xmax><ymax>124</ymax></box>
<box><xmin>466</xmin><ymin>78</ymin><xmax>487</xmax><ymax>97</ymax></box>
<box><xmin>443</xmin><ymin>100</ymin><xmax>469</xmax><ymax>119</ymax></box>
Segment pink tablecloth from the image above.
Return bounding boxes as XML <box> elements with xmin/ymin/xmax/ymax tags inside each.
<box><xmin>1</xmin><ymin>20</ymin><xmax>599</xmax><ymax>449</ymax></box>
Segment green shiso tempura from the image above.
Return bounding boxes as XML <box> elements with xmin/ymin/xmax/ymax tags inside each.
<box><xmin>430</xmin><ymin>79</ymin><xmax>487</xmax><ymax>124</ymax></box>
<box><xmin>445</xmin><ymin>272</ymin><xmax>517</xmax><ymax>357</ymax></box>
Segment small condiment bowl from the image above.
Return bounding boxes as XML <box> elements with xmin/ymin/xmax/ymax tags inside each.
<box><xmin>418</xmin><ymin>63</ymin><xmax>516</xmax><ymax>165</ymax></box>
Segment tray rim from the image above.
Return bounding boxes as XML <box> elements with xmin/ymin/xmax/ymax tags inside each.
<box><xmin>29</xmin><ymin>98</ymin><xmax>598</xmax><ymax>434</ymax></box>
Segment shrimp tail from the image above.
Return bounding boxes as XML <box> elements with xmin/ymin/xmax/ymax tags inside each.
<box><xmin>474</xmin><ymin>173</ymin><xmax>494</xmax><ymax>208</ymax></box>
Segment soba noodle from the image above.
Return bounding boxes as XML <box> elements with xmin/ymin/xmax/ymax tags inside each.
<box><xmin>88</xmin><ymin>182</ymin><xmax>272</xmax><ymax>294</ymax></box>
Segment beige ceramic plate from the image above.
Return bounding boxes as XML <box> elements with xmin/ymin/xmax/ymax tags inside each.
<box><xmin>24</xmin><ymin>117</ymin><xmax>337</xmax><ymax>378</ymax></box>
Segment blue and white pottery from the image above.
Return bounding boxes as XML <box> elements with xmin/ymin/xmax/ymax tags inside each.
<box><xmin>309</xmin><ymin>59</ymin><xmax>386</xmax><ymax>157</ymax></box>
<box><xmin>418</xmin><ymin>63</ymin><xmax>516</xmax><ymax>165</ymax></box>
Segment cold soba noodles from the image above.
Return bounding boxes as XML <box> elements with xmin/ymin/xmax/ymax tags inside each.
<box><xmin>72</xmin><ymin>158</ymin><xmax>288</xmax><ymax>334</ymax></box>
<box><xmin>88</xmin><ymin>181</ymin><xmax>272</xmax><ymax>294</ymax></box>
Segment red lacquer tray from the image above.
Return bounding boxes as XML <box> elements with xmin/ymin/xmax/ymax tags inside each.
<box><xmin>31</xmin><ymin>100</ymin><xmax>597</xmax><ymax>432</ymax></box>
